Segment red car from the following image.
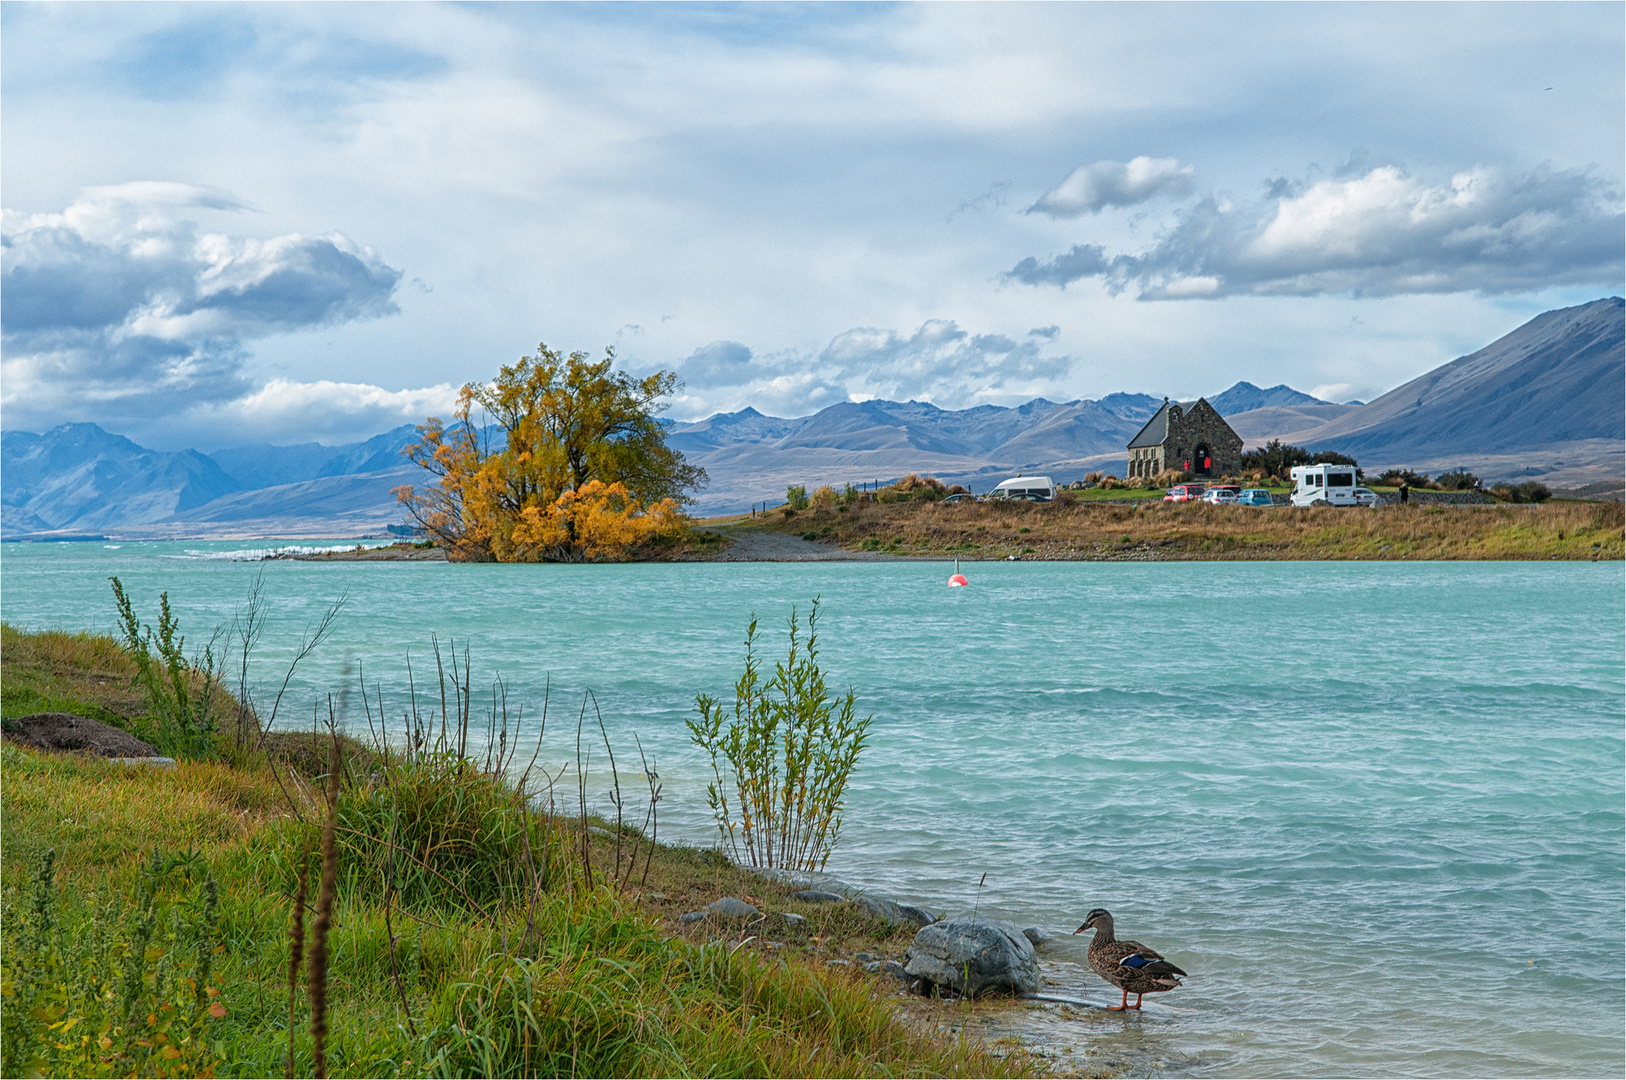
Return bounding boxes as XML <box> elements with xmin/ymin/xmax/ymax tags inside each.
<box><xmin>1164</xmin><ymin>484</ymin><xmax>1205</xmax><ymax>502</ymax></box>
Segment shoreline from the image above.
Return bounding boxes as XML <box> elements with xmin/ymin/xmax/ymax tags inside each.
<box><xmin>277</xmin><ymin>499</ymin><xmax>1624</xmax><ymax>563</ymax></box>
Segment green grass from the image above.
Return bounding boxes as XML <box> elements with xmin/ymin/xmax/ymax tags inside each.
<box><xmin>1</xmin><ymin>628</ymin><xmax>1033</xmax><ymax>1079</ymax></box>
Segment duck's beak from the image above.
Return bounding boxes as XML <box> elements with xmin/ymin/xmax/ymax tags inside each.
<box><xmin>1073</xmin><ymin>923</ymin><xmax>1088</xmax><ymax>935</ymax></box>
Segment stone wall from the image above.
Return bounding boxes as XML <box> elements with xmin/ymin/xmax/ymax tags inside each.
<box><xmin>1165</xmin><ymin>400</ymin><xmax>1243</xmax><ymax>478</ymax></box>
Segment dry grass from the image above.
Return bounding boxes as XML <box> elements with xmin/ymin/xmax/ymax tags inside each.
<box><xmin>760</xmin><ymin>498</ymin><xmax>1624</xmax><ymax>561</ymax></box>
<box><xmin>1</xmin><ymin>623</ymin><xmax>151</xmax><ymax>724</ymax></box>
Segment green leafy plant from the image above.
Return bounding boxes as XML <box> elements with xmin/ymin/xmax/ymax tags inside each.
<box><xmin>0</xmin><ymin>848</ymin><xmax>226</xmax><ymax>1080</ymax></box>
<box><xmin>785</xmin><ymin>485</ymin><xmax>810</xmax><ymax>511</ymax></box>
<box><xmin>1492</xmin><ymin>480</ymin><xmax>1552</xmax><ymax>503</ymax></box>
<box><xmin>1436</xmin><ymin>468</ymin><xmax>1482</xmax><ymax>491</ymax></box>
<box><xmin>687</xmin><ymin>599</ymin><xmax>872</xmax><ymax>874</ymax></box>
<box><xmin>109</xmin><ymin>577</ymin><xmax>224</xmax><ymax>759</ymax></box>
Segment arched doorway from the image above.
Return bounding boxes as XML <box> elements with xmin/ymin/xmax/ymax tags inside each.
<box><xmin>1193</xmin><ymin>444</ymin><xmax>1212</xmax><ymax>475</ymax></box>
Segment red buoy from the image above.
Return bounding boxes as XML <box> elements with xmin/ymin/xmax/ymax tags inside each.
<box><xmin>948</xmin><ymin>558</ymin><xmax>968</xmax><ymax>587</ymax></box>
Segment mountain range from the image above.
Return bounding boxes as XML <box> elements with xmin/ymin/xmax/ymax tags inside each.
<box><xmin>3</xmin><ymin>298</ymin><xmax>1619</xmax><ymax>538</ymax></box>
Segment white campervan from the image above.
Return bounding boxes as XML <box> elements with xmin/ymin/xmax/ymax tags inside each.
<box><xmin>1290</xmin><ymin>463</ymin><xmax>1360</xmax><ymax>507</ymax></box>
<box><xmin>993</xmin><ymin>475</ymin><xmax>1056</xmax><ymax>502</ymax></box>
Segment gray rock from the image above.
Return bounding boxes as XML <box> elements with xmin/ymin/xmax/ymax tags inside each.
<box><xmin>1022</xmin><ymin>926</ymin><xmax>1052</xmax><ymax>946</ymax></box>
<box><xmin>705</xmin><ymin>897</ymin><xmax>760</xmax><ymax>918</ymax></box>
<box><xmin>903</xmin><ymin>918</ymin><xmax>1040</xmax><ymax>998</ymax></box>
<box><xmin>857</xmin><ymin>895</ymin><xmax>937</xmax><ymax>928</ymax></box>
<box><xmin>679</xmin><ymin>911</ymin><xmax>707</xmax><ymax>924</ymax></box>
<box><xmin>882</xmin><ymin>960</ymin><xmax>909</xmax><ymax>982</ymax></box>
<box><xmin>789</xmin><ymin>889</ymin><xmax>844</xmax><ymax>904</ymax></box>
<box><xmin>781</xmin><ymin>912</ymin><xmax>806</xmax><ymax>927</ymax></box>
<box><xmin>854</xmin><ymin>952</ymin><xmax>878</xmax><ymax>963</ymax></box>
<box><xmin>862</xmin><ymin>961</ymin><xmax>884</xmax><ymax>974</ymax></box>
<box><xmin>110</xmin><ymin>756</ymin><xmax>177</xmax><ymax>769</ymax></box>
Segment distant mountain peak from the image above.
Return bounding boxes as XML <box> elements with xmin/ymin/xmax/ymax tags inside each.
<box><xmin>1208</xmin><ymin>381</ymin><xmax>1325</xmax><ymax>415</ymax></box>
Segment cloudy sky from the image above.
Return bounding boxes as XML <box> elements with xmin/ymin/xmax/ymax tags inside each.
<box><xmin>3</xmin><ymin>2</ymin><xmax>1621</xmax><ymax>450</ymax></box>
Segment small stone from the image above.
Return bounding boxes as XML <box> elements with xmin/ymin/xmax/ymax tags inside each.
<box><xmin>882</xmin><ymin>960</ymin><xmax>909</xmax><ymax>982</ymax></box>
<box><xmin>679</xmin><ymin>912</ymin><xmax>706</xmax><ymax>924</ymax></box>
<box><xmin>862</xmin><ymin>961</ymin><xmax>883</xmax><ymax>974</ymax></box>
<box><xmin>857</xmin><ymin>895</ymin><xmax>937</xmax><ymax>928</ymax></box>
<box><xmin>854</xmin><ymin>951</ymin><xmax>877</xmax><ymax>963</ymax></box>
<box><xmin>704</xmin><ymin>897</ymin><xmax>759</xmax><ymax>918</ymax></box>
<box><xmin>781</xmin><ymin>912</ymin><xmax>806</xmax><ymax>927</ymax></box>
<box><xmin>110</xmin><ymin>756</ymin><xmax>177</xmax><ymax>769</ymax></box>
<box><xmin>1022</xmin><ymin>926</ymin><xmax>1052</xmax><ymax>946</ymax></box>
<box><xmin>789</xmin><ymin>889</ymin><xmax>844</xmax><ymax>904</ymax></box>
<box><xmin>648</xmin><ymin>892</ymin><xmax>666</xmax><ymax>901</ymax></box>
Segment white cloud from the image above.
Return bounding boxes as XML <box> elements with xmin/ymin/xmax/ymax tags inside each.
<box><xmin>1</xmin><ymin>183</ymin><xmax>402</xmax><ymax>435</ymax></box>
<box><xmin>663</xmin><ymin>319</ymin><xmax>1079</xmax><ymax>418</ymax></box>
<box><xmin>176</xmin><ymin>378</ymin><xmax>460</xmax><ymax>447</ymax></box>
<box><xmin>1009</xmin><ymin>164</ymin><xmax>1624</xmax><ymax>299</ymax></box>
<box><xmin>1026</xmin><ymin>156</ymin><xmax>1195</xmax><ymax>217</ymax></box>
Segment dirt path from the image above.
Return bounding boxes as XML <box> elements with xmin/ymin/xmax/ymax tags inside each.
<box><xmin>703</xmin><ymin>528</ymin><xmax>892</xmax><ymax>561</ymax></box>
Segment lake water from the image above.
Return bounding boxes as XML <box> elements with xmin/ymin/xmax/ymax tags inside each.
<box><xmin>3</xmin><ymin>541</ymin><xmax>1622</xmax><ymax>1077</ymax></box>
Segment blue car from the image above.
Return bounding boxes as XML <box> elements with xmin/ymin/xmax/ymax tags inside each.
<box><xmin>1237</xmin><ymin>488</ymin><xmax>1275</xmax><ymax>507</ymax></box>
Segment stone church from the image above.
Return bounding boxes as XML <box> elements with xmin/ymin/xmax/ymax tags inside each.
<box><xmin>1126</xmin><ymin>397</ymin><xmax>1244</xmax><ymax>481</ymax></box>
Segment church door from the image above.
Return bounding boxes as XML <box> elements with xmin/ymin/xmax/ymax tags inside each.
<box><xmin>1194</xmin><ymin>444</ymin><xmax>1212</xmax><ymax>475</ymax></box>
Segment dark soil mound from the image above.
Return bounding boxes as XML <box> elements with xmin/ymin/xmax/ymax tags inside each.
<box><xmin>3</xmin><ymin>712</ymin><xmax>158</xmax><ymax>757</ymax></box>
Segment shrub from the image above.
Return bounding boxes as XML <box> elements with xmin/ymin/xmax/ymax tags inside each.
<box><xmin>1376</xmin><ymin>468</ymin><xmax>1430</xmax><ymax>488</ymax></box>
<box><xmin>1</xmin><ymin>848</ymin><xmax>227</xmax><ymax>1080</ymax></box>
<box><xmin>1153</xmin><ymin>468</ymin><xmax>1188</xmax><ymax>487</ymax></box>
<box><xmin>1492</xmin><ymin>480</ymin><xmax>1552</xmax><ymax>503</ymax></box>
<box><xmin>889</xmin><ymin>474</ymin><xmax>947</xmax><ymax>502</ymax></box>
<box><xmin>687</xmin><ymin>600</ymin><xmax>872</xmax><ymax>873</ymax></box>
<box><xmin>270</xmin><ymin>749</ymin><xmax>558</xmax><ymax>917</ymax></box>
<box><xmin>811</xmin><ymin>485</ymin><xmax>837</xmax><ymax>511</ymax></box>
<box><xmin>1436</xmin><ymin>468</ymin><xmax>1481</xmax><ymax>491</ymax></box>
<box><xmin>1240</xmin><ymin>439</ymin><xmax>1311</xmax><ymax>477</ymax></box>
<box><xmin>785</xmin><ymin>485</ymin><xmax>810</xmax><ymax>511</ymax></box>
<box><xmin>109</xmin><ymin>578</ymin><xmax>224</xmax><ymax>760</ymax></box>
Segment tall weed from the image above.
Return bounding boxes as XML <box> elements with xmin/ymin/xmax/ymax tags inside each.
<box><xmin>110</xmin><ymin>578</ymin><xmax>225</xmax><ymax>759</ymax></box>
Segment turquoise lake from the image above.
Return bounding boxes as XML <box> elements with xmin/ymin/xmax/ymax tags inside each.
<box><xmin>3</xmin><ymin>542</ymin><xmax>1622</xmax><ymax>1077</ymax></box>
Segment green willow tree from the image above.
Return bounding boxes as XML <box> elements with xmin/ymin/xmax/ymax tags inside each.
<box><xmin>395</xmin><ymin>344</ymin><xmax>705</xmax><ymax>562</ymax></box>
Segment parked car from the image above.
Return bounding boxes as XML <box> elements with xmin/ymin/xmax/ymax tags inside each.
<box><xmin>1199</xmin><ymin>486</ymin><xmax>1240</xmax><ymax>505</ymax></box>
<box><xmin>1164</xmin><ymin>484</ymin><xmax>1205</xmax><ymax>502</ymax></box>
<box><xmin>1351</xmin><ymin>487</ymin><xmax>1380</xmax><ymax>507</ymax></box>
<box><xmin>1237</xmin><ymin>488</ymin><xmax>1274</xmax><ymax>507</ymax></box>
<box><xmin>941</xmin><ymin>493</ymin><xmax>978</xmax><ymax>504</ymax></box>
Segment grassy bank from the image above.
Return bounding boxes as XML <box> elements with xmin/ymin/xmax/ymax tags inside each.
<box><xmin>1</xmin><ymin>628</ymin><xmax>1032</xmax><ymax>1079</ymax></box>
<box><xmin>737</xmin><ymin>497</ymin><xmax>1624</xmax><ymax>561</ymax></box>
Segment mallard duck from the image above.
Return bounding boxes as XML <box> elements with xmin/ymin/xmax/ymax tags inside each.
<box><xmin>1073</xmin><ymin>908</ymin><xmax>1187</xmax><ymax>1010</ymax></box>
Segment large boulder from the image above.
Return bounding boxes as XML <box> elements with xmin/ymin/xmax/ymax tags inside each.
<box><xmin>903</xmin><ymin>917</ymin><xmax>1039</xmax><ymax>998</ymax></box>
<box><xmin>3</xmin><ymin>713</ymin><xmax>158</xmax><ymax>758</ymax></box>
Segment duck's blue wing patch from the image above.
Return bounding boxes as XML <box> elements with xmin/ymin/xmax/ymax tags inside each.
<box><xmin>1118</xmin><ymin>953</ymin><xmax>1151</xmax><ymax>969</ymax></box>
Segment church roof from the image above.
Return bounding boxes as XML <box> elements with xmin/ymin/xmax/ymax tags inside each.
<box><xmin>1127</xmin><ymin>400</ymin><xmax>1186</xmax><ymax>448</ymax></box>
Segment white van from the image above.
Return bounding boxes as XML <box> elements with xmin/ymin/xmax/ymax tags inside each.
<box><xmin>1290</xmin><ymin>463</ymin><xmax>1361</xmax><ymax>507</ymax></box>
<box><xmin>993</xmin><ymin>475</ymin><xmax>1056</xmax><ymax>502</ymax></box>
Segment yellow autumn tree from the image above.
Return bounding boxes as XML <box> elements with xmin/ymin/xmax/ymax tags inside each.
<box><xmin>394</xmin><ymin>344</ymin><xmax>703</xmax><ymax>562</ymax></box>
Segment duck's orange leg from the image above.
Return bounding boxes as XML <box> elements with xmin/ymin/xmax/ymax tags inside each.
<box><xmin>1130</xmin><ymin>993</ymin><xmax>1144</xmax><ymax>1010</ymax></box>
<box><xmin>1109</xmin><ymin>987</ymin><xmax>1130</xmax><ymax>1011</ymax></box>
